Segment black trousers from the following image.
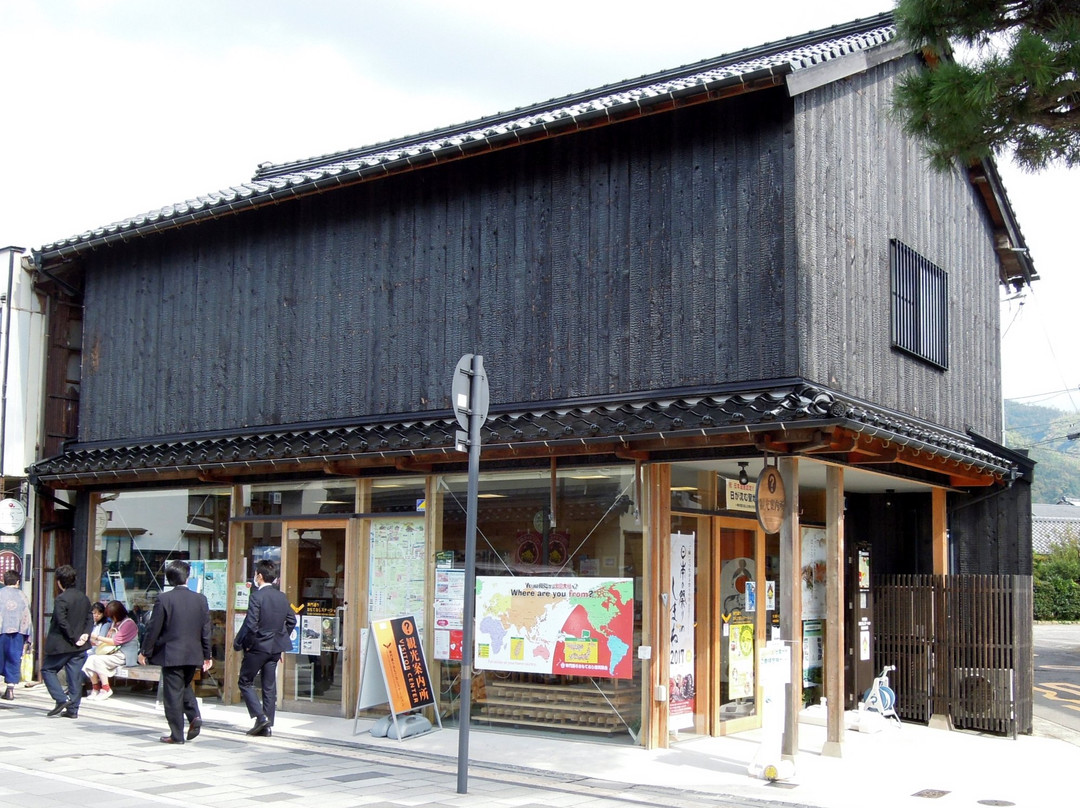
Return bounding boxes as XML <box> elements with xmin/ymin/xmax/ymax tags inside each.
<box><xmin>160</xmin><ymin>665</ymin><xmax>200</xmax><ymax>742</ymax></box>
<box><xmin>237</xmin><ymin>650</ymin><xmax>279</xmax><ymax>725</ymax></box>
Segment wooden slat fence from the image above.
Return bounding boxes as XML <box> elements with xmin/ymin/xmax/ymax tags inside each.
<box><xmin>872</xmin><ymin>574</ymin><xmax>1033</xmax><ymax>737</ymax></box>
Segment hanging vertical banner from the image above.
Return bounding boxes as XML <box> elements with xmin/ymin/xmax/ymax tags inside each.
<box><xmin>371</xmin><ymin>616</ymin><xmax>436</xmax><ymax>714</ymax></box>
<box><xmin>669</xmin><ymin>532</ymin><xmax>696</xmax><ymax>730</ymax></box>
<box><xmin>801</xmin><ymin>527</ymin><xmax>827</xmax><ymax>620</ymax></box>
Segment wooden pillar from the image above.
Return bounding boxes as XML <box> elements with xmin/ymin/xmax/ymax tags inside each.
<box><xmin>646</xmin><ymin>463</ymin><xmax>671</xmax><ymax>749</ymax></box>
<box><xmin>778</xmin><ymin>457</ymin><xmax>801</xmax><ymax>760</ymax></box>
<box><xmin>224</xmin><ymin>484</ymin><xmax>247</xmax><ymax>706</ymax></box>
<box><xmin>822</xmin><ymin>466</ymin><xmax>845</xmax><ymax>758</ymax></box>
<box><xmin>928</xmin><ymin>485</ymin><xmax>952</xmax><ymax>729</ymax></box>
<box><xmin>931</xmin><ymin>487</ymin><xmax>948</xmax><ymax>576</ymax></box>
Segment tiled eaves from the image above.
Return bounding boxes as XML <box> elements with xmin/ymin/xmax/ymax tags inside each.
<box><xmin>28</xmin><ymin>382</ymin><xmax>1016</xmax><ymax>484</ymax></box>
<box><xmin>33</xmin><ymin>16</ymin><xmax>898</xmax><ymax>263</ymax></box>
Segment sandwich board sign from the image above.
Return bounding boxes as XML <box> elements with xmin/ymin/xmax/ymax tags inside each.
<box><xmin>353</xmin><ymin>615</ymin><xmax>441</xmax><ymax>739</ymax></box>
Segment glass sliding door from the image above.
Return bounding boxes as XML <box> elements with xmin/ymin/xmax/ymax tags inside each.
<box><xmin>713</xmin><ymin>517</ymin><xmax>765</xmax><ymax>734</ymax></box>
<box><xmin>281</xmin><ymin>521</ymin><xmax>350</xmax><ymax>715</ymax></box>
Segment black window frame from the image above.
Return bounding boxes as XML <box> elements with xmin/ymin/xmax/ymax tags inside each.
<box><xmin>890</xmin><ymin>239</ymin><xmax>948</xmax><ymax>370</ymax></box>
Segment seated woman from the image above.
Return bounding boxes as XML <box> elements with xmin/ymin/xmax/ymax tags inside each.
<box><xmin>89</xmin><ymin>602</ymin><xmax>111</xmax><ymax>643</ymax></box>
<box><xmin>82</xmin><ymin>600</ymin><xmax>140</xmax><ymax>700</ymax></box>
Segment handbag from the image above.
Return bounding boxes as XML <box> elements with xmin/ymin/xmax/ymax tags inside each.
<box><xmin>95</xmin><ymin>642</ymin><xmax>120</xmax><ymax>655</ymax></box>
<box><xmin>19</xmin><ymin>651</ymin><xmax>33</xmax><ymax>682</ymax></box>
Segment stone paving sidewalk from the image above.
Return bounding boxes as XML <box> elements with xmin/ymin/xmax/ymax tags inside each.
<box><xmin>0</xmin><ymin>694</ymin><xmax>768</xmax><ymax>808</ymax></box>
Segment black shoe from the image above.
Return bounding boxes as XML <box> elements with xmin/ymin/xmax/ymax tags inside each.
<box><xmin>186</xmin><ymin>718</ymin><xmax>202</xmax><ymax>740</ymax></box>
<box><xmin>47</xmin><ymin>702</ymin><xmax>71</xmax><ymax>717</ymax></box>
<box><xmin>61</xmin><ymin>708</ymin><xmax>78</xmax><ymax>719</ymax></box>
<box><xmin>1</xmin><ymin>689</ymin><xmax>14</xmax><ymax>701</ymax></box>
<box><xmin>256</xmin><ymin>726</ymin><xmax>271</xmax><ymax>737</ymax></box>
<box><xmin>246</xmin><ymin>717</ymin><xmax>271</xmax><ymax>736</ymax></box>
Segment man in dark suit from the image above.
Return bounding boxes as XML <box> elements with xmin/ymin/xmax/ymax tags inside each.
<box><xmin>234</xmin><ymin>559</ymin><xmax>296</xmax><ymax>737</ymax></box>
<box><xmin>139</xmin><ymin>560</ymin><xmax>212</xmax><ymax>744</ymax></box>
<box><xmin>41</xmin><ymin>564</ymin><xmax>93</xmax><ymax>718</ymax></box>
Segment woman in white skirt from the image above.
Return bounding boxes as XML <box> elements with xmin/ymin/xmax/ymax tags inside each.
<box><xmin>82</xmin><ymin>600</ymin><xmax>139</xmax><ymax>700</ymax></box>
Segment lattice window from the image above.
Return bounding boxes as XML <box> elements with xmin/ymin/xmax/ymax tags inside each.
<box><xmin>891</xmin><ymin>239</ymin><xmax>948</xmax><ymax>370</ymax></box>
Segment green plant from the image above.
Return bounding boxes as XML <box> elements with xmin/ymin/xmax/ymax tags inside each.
<box><xmin>1034</xmin><ymin>535</ymin><xmax>1080</xmax><ymax>619</ymax></box>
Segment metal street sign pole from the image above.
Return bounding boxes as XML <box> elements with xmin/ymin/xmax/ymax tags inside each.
<box><xmin>452</xmin><ymin>354</ymin><xmax>487</xmax><ymax>795</ymax></box>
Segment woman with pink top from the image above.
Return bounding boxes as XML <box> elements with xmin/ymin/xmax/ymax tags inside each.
<box><xmin>82</xmin><ymin>600</ymin><xmax>140</xmax><ymax>700</ymax></box>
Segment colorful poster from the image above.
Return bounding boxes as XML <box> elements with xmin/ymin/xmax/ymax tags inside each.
<box><xmin>434</xmin><ymin>628</ymin><xmax>463</xmax><ymax>661</ymax></box>
<box><xmin>299</xmin><ymin>601</ymin><xmax>336</xmax><ymax>654</ymax></box>
<box><xmin>721</xmin><ymin>557</ymin><xmax>754</xmax><ymax>615</ymax></box>
<box><xmin>802</xmin><ymin>620</ymin><xmax>823</xmax><ymax>689</ymax></box>
<box><xmin>371</xmin><ymin>616</ymin><xmax>435</xmax><ymax>713</ymax></box>
<box><xmin>858</xmin><ymin>549</ymin><xmax>871</xmax><ymax>590</ymax></box>
<box><xmin>234</xmin><ymin>582</ymin><xmax>251</xmax><ymax>611</ymax></box>
<box><xmin>187</xmin><ymin>559</ymin><xmax>228</xmax><ymax>610</ymax></box>
<box><xmin>300</xmin><ymin>615</ymin><xmax>323</xmax><ymax>654</ymax></box>
<box><xmin>474</xmin><ymin>576</ymin><xmax>634</xmax><ymax>679</ymax></box>
<box><xmin>801</xmin><ymin>527</ymin><xmax>827</xmax><ymax>620</ymax></box>
<box><xmin>669</xmin><ymin>532</ymin><xmax>696</xmax><ymax>729</ymax></box>
<box><xmin>368</xmin><ymin>518</ymin><xmax>426</xmax><ymax>631</ymax></box>
<box><xmin>728</xmin><ymin>621</ymin><xmax>755</xmax><ymax>698</ymax></box>
<box><xmin>433</xmin><ymin>568</ymin><xmax>465</xmax><ymax>661</ymax></box>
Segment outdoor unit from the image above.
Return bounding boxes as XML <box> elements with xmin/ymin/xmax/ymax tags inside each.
<box><xmin>951</xmin><ymin>668</ymin><xmax>1014</xmax><ymax>721</ymax></box>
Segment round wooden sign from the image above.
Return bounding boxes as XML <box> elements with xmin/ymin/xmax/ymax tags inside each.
<box><xmin>755</xmin><ymin>467</ymin><xmax>786</xmax><ymax>534</ymax></box>
<box><xmin>0</xmin><ymin>499</ymin><xmax>26</xmax><ymax>535</ymax></box>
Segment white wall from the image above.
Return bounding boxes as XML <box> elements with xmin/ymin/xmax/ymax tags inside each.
<box><xmin>0</xmin><ymin>246</ymin><xmax>45</xmax><ymax>479</ymax></box>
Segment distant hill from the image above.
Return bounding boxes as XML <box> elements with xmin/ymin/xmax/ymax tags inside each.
<box><xmin>1003</xmin><ymin>400</ymin><xmax>1080</xmax><ymax>503</ymax></box>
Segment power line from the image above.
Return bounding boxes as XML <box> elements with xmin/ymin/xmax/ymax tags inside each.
<box><xmin>1005</xmin><ymin>386</ymin><xmax>1080</xmax><ymax>401</ymax></box>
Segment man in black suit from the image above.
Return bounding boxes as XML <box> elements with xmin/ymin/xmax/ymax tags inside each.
<box><xmin>234</xmin><ymin>559</ymin><xmax>297</xmax><ymax>737</ymax></box>
<box><xmin>139</xmin><ymin>560</ymin><xmax>212</xmax><ymax>744</ymax></box>
<box><xmin>41</xmin><ymin>564</ymin><xmax>92</xmax><ymax>719</ymax></box>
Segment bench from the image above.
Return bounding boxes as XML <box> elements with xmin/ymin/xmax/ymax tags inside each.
<box><xmin>112</xmin><ymin>664</ymin><xmax>164</xmax><ymax>702</ymax></box>
<box><xmin>110</xmin><ymin>664</ymin><xmax>217</xmax><ymax>701</ymax></box>
<box><xmin>113</xmin><ymin>664</ymin><xmax>162</xmax><ymax>683</ymax></box>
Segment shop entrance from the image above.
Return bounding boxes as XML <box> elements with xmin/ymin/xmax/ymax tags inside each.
<box><xmin>711</xmin><ymin>516</ymin><xmax>771</xmax><ymax>735</ymax></box>
<box><xmin>279</xmin><ymin>519</ymin><xmax>356</xmax><ymax>716</ymax></box>
<box><xmin>669</xmin><ymin>510</ymin><xmax>769</xmax><ymax>738</ymax></box>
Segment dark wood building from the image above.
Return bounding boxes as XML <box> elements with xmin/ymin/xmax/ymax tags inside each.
<box><xmin>26</xmin><ymin>12</ymin><xmax>1035</xmax><ymax>751</ymax></box>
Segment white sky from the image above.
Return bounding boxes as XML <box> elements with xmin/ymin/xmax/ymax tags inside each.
<box><xmin>1</xmin><ymin>0</ymin><xmax>1076</xmax><ymax>415</ymax></box>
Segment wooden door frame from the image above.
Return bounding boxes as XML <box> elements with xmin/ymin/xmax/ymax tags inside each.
<box><xmin>709</xmin><ymin>514</ymin><xmax>766</xmax><ymax>737</ymax></box>
<box><xmin>279</xmin><ymin>518</ymin><xmax>355</xmax><ymax>716</ymax></box>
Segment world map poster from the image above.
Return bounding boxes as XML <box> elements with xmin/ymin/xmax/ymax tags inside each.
<box><xmin>474</xmin><ymin>576</ymin><xmax>634</xmax><ymax>679</ymax></box>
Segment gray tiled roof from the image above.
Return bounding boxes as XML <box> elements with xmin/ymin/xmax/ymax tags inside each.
<box><xmin>1033</xmin><ymin>502</ymin><xmax>1080</xmax><ymax>553</ymax></box>
<box><xmin>35</xmin><ymin>13</ymin><xmax>897</xmax><ymax>260</ymax></box>
<box><xmin>29</xmin><ymin>381</ymin><xmax>1017</xmax><ymax>485</ymax></box>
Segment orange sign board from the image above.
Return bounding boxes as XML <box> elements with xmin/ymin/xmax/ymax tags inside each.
<box><xmin>371</xmin><ymin>616</ymin><xmax>435</xmax><ymax>713</ymax></box>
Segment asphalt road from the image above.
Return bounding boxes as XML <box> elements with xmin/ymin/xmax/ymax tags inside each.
<box><xmin>1033</xmin><ymin>622</ymin><xmax>1080</xmax><ymax>738</ymax></box>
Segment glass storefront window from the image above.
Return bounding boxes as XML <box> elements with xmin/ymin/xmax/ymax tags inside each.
<box><xmin>369</xmin><ymin>477</ymin><xmax>426</xmax><ymax>513</ymax></box>
<box><xmin>435</xmin><ymin>465</ymin><xmax>643</xmax><ymax>742</ymax></box>
<box><xmin>90</xmin><ymin>487</ymin><xmax>231</xmax><ymax>702</ymax></box>
<box><xmin>245</xmin><ymin>481</ymin><xmax>357</xmax><ymax>516</ymax></box>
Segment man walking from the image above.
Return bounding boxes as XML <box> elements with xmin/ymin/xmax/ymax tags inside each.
<box><xmin>139</xmin><ymin>561</ymin><xmax>212</xmax><ymax>744</ymax></box>
<box><xmin>234</xmin><ymin>559</ymin><xmax>296</xmax><ymax>737</ymax></box>
<box><xmin>41</xmin><ymin>564</ymin><xmax>92</xmax><ymax>718</ymax></box>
